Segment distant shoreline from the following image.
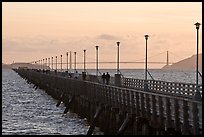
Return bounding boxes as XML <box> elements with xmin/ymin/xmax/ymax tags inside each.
<box><xmin>2</xmin><ymin>53</ymin><xmax>202</xmax><ymax>71</ymax></box>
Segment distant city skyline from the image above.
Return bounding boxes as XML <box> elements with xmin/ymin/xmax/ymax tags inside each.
<box><xmin>2</xmin><ymin>2</ymin><xmax>202</xmax><ymax>69</ymax></box>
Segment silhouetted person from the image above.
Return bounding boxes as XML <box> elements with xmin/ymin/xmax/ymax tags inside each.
<box><xmin>102</xmin><ymin>73</ymin><xmax>106</xmax><ymax>84</ymax></box>
<box><xmin>68</xmin><ymin>73</ymin><xmax>72</xmax><ymax>78</ymax></box>
<box><xmin>105</xmin><ymin>72</ymin><xmax>110</xmax><ymax>85</ymax></box>
<box><xmin>74</xmin><ymin>70</ymin><xmax>79</xmax><ymax>79</ymax></box>
<box><xmin>82</xmin><ymin>72</ymin><xmax>86</xmax><ymax>80</ymax></box>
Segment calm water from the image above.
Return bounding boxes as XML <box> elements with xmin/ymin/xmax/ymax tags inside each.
<box><xmin>2</xmin><ymin>68</ymin><xmax>202</xmax><ymax>135</ymax></box>
<box><xmin>80</xmin><ymin>69</ymin><xmax>202</xmax><ymax>84</ymax></box>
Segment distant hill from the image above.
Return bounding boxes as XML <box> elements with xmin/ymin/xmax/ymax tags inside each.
<box><xmin>2</xmin><ymin>62</ymin><xmax>50</xmax><ymax>70</ymax></box>
<box><xmin>162</xmin><ymin>54</ymin><xmax>202</xmax><ymax>71</ymax></box>
<box><xmin>2</xmin><ymin>63</ymin><xmax>11</xmax><ymax>69</ymax></box>
<box><xmin>11</xmin><ymin>62</ymin><xmax>49</xmax><ymax>69</ymax></box>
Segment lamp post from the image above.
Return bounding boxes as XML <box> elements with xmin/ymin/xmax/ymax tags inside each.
<box><xmin>41</xmin><ymin>60</ymin><xmax>42</xmax><ymax>70</ymax></box>
<box><xmin>60</xmin><ymin>54</ymin><xmax>62</xmax><ymax>72</ymax></box>
<box><xmin>117</xmin><ymin>42</ymin><xmax>120</xmax><ymax>74</ymax></box>
<box><xmin>34</xmin><ymin>61</ymin><xmax>36</xmax><ymax>69</ymax></box>
<box><xmin>66</xmin><ymin>52</ymin><xmax>69</xmax><ymax>72</ymax></box>
<box><xmin>144</xmin><ymin>35</ymin><xmax>149</xmax><ymax>91</ymax></box>
<box><xmin>70</xmin><ymin>51</ymin><xmax>72</xmax><ymax>72</ymax></box>
<box><xmin>48</xmin><ymin>58</ymin><xmax>50</xmax><ymax>70</ymax></box>
<box><xmin>167</xmin><ymin>51</ymin><xmax>169</xmax><ymax>66</ymax></box>
<box><xmin>45</xmin><ymin>58</ymin><xmax>47</xmax><ymax>70</ymax></box>
<box><xmin>37</xmin><ymin>60</ymin><xmax>38</xmax><ymax>69</ymax></box>
<box><xmin>74</xmin><ymin>52</ymin><xmax>77</xmax><ymax>71</ymax></box>
<box><xmin>39</xmin><ymin>60</ymin><xmax>40</xmax><ymax>70</ymax></box>
<box><xmin>96</xmin><ymin>46</ymin><xmax>99</xmax><ymax>76</ymax></box>
<box><xmin>51</xmin><ymin>57</ymin><xmax>53</xmax><ymax>71</ymax></box>
<box><xmin>43</xmin><ymin>59</ymin><xmax>44</xmax><ymax>70</ymax></box>
<box><xmin>84</xmin><ymin>49</ymin><xmax>86</xmax><ymax>72</ymax></box>
<box><xmin>194</xmin><ymin>22</ymin><xmax>201</xmax><ymax>101</ymax></box>
<box><xmin>56</xmin><ymin>56</ymin><xmax>57</xmax><ymax>71</ymax></box>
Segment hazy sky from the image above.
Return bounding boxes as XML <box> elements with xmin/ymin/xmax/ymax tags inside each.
<box><xmin>2</xmin><ymin>2</ymin><xmax>202</xmax><ymax>69</ymax></box>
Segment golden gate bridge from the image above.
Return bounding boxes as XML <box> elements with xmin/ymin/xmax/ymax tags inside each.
<box><xmin>30</xmin><ymin>50</ymin><xmax>179</xmax><ymax>66</ymax></box>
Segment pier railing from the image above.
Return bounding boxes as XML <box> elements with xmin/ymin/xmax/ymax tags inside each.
<box><xmin>14</xmin><ymin>69</ymin><xmax>202</xmax><ymax>135</ymax></box>
<box><xmin>78</xmin><ymin>73</ymin><xmax>202</xmax><ymax>99</ymax></box>
<box><xmin>121</xmin><ymin>77</ymin><xmax>202</xmax><ymax>98</ymax></box>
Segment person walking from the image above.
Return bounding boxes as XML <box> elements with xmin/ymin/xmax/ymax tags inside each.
<box><xmin>105</xmin><ymin>72</ymin><xmax>110</xmax><ymax>85</ymax></box>
<box><xmin>102</xmin><ymin>73</ymin><xmax>106</xmax><ymax>84</ymax></box>
<box><xmin>74</xmin><ymin>70</ymin><xmax>79</xmax><ymax>79</ymax></box>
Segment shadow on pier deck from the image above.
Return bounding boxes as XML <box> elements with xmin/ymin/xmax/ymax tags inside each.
<box><xmin>13</xmin><ymin>68</ymin><xmax>202</xmax><ymax>135</ymax></box>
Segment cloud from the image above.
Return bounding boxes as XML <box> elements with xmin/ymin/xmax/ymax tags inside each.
<box><xmin>2</xmin><ymin>37</ymin><xmax>55</xmax><ymax>53</ymax></box>
<box><xmin>96</xmin><ymin>34</ymin><xmax>119</xmax><ymax>40</ymax></box>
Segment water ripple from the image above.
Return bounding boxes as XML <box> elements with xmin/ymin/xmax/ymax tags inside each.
<box><xmin>2</xmin><ymin>69</ymin><xmax>103</xmax><ymax>135</ymax></box>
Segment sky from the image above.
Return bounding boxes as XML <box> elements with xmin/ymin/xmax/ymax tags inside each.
<box><xmin>2</xmin><ymin>2</ymin><xmax>202</xmax><ymax>69</ymax></box>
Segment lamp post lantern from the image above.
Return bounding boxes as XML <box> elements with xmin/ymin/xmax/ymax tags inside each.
<box><xmin>194</xmin><ymin>22</ymin><xmax>201</xmax><ymax>101</ymax></box>
<box><xmin>117</xmin><ymin>41</ymin><xmax>120</xmax><ymax>74</ymax></box>
<box><xmin>144</xmin><ymin>34</ymin><xmax>149</xmax><ymax>91</ymax></box>
<box><xmin>96</xmin><ymin>46</ymin><xmax>99</xmax><ymax>76</ymax></box>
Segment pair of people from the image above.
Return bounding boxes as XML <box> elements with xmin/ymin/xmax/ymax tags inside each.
<box><xmin>102</xmin><ymin>72</ymin><xmax>110</xmax><ymax>85</ymax></box>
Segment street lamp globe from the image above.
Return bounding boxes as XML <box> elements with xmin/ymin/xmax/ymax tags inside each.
<box><xmin>117</xmin><ymin>41</ymin><xmax>120</xmax><ymax>46</ymax></box>
<box><xmin>194</xmin><ymin>22</ymin><xmax>201</xmax><ymax>29</ymax></box>
<box><xmin>144</xmin><ymin>35</ymin><xmax>149</xmax><ymax>40</ymax></box>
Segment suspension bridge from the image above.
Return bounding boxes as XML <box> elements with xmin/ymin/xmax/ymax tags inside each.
<box><xmin>27</xmin><ymin>50</ymin><xmax>180</xmax><ymax>70</ymax></box>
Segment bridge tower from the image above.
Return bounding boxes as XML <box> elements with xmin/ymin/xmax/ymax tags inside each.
<box><xmin>70</xmin><ymin>51</ymin><xmax>72</xmax><ymax>72</ymax></box>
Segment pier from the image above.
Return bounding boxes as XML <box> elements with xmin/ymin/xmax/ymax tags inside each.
<box><xmin>3</xmin><ymin>2</ymin><xmax>202</xmax><ymax>135</ymax></box>
<box><xmin>13</xmin><ymin>68</ymin><xmax>202</xmax><ymax>135</ymax></box>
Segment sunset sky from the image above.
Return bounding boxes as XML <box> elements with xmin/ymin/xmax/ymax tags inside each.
<box><xmin>2</xmin><ymin>2</ymin><xmax>202</xmax><ymax>69</ymax></box>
